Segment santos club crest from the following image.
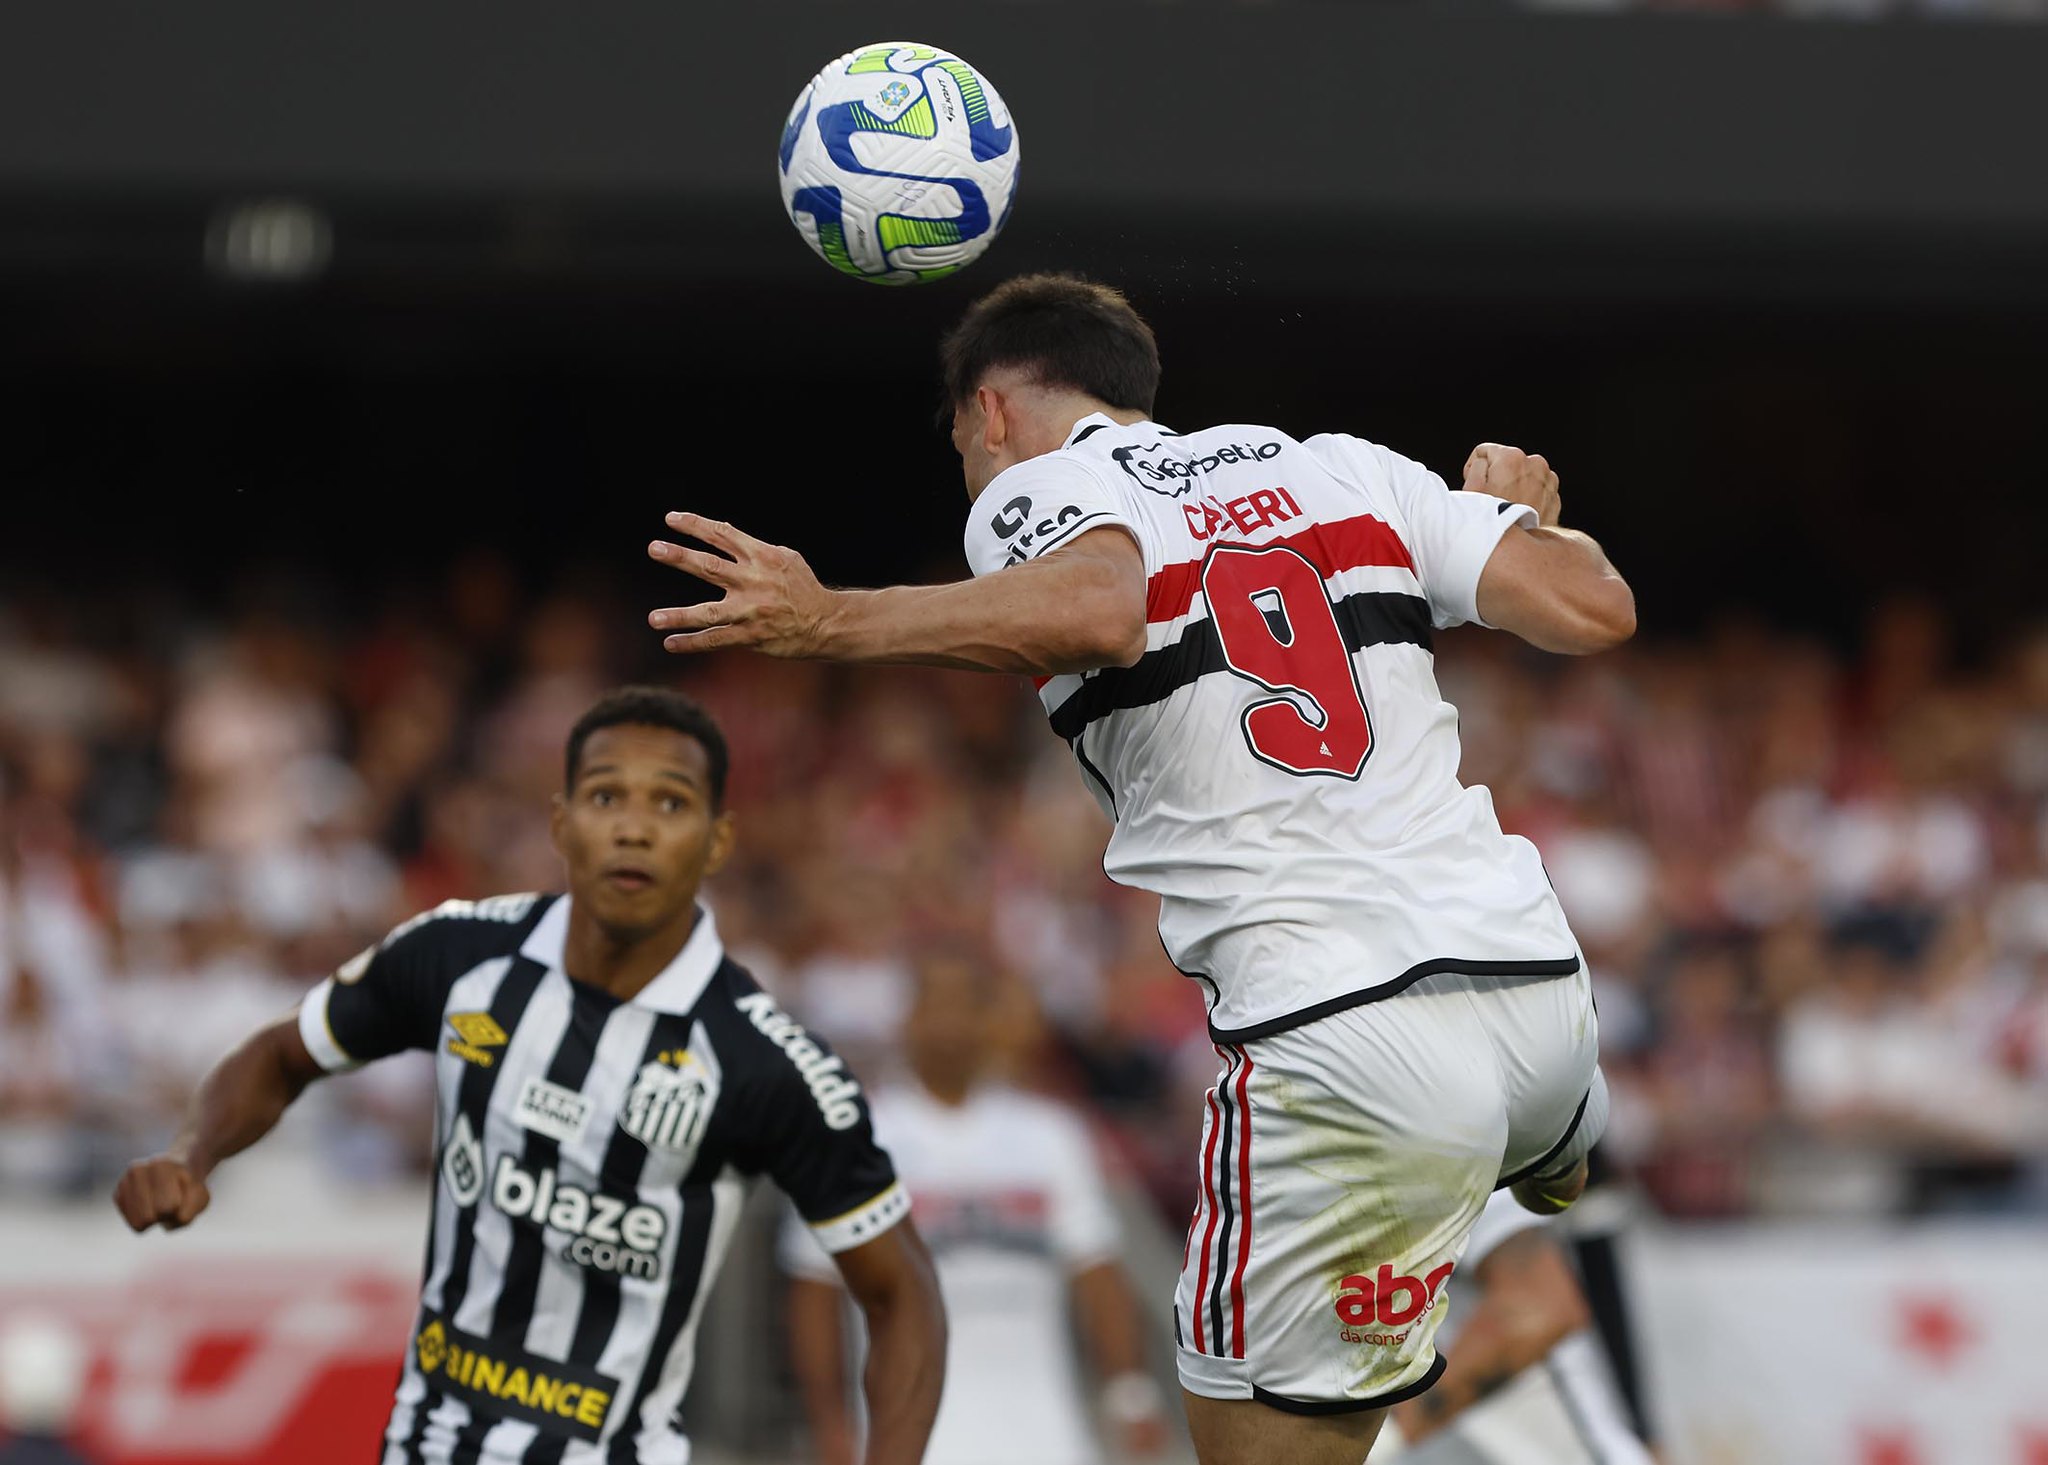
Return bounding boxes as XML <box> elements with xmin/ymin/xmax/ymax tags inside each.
<box><xmin>618</xmin><ymin>1026</ymin><xmax>720</xmax><ymax>1163</ymax></box>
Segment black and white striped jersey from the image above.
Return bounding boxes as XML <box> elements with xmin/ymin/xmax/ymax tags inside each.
<box><xmin>297</xmin><ymin>892</ymin><xmax>908</xmax><ymax>1465</ymax></box>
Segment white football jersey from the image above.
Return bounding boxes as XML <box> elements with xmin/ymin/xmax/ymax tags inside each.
<box><xmin>783</xmin><ymin>1083</ymin><xmax>1121</xmax><ymax>1465</ymax></box>
<box><xmin>963</xmin><ymin>414</ymin><xmax>1582</xmax><ymax>1039</ymax></box>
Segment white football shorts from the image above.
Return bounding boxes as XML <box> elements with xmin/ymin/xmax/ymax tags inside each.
<box><xmin>1174</xmin><ymin>966</ymin><xmax>1606</xmax><ymax>1414</ymax></box>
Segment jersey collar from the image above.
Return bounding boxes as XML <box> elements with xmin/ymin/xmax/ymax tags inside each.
<box><xmin>1064</xmin><ymin>412</ymin><xmax>1119</xmax><ymax>447</ymax></box>
<box><xmin>521</xmin><ymin>896</ymin><xmax>727</xmax><ymax>1014</ymax></box>
<box><xmin>1064</xmin><ymin>412</ymin><xmax>1173</xmax><ymax>448</ymax></box>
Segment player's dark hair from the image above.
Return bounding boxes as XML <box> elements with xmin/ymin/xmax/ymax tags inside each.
<box><xmin>564</xmin><ymin>686</ymin><xmax>729</xmax><ymax>809</ymax></box>
<box><xmin>939</xmin><ymin>272</ymin><xmax>1160</xmax><ymax>417</ymax></box>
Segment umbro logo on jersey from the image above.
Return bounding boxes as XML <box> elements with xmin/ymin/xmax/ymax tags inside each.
<box><xmin>515</xmin><ymin>1077</ymin><xmax>592</xmax><ymax>1144</ymax></box>
<box><xmin>1112</xmin><ymin>440</ymin><xmax>1282</xmax><ymax>497</ymax></box>
<box><xmin>733</xmin><ymin>992</ymin><xmax>863</xmax><ymax>1130</ymax></box>
<box><xmin>446</xmin><ymin>1011</ymin><xmax>508</xmax><ymax>1067</ymax></box>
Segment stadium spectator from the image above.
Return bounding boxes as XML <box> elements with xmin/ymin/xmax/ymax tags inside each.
<box><xmin>2</xmin><ymin>565</ymin><xmax>2048</xmax><ymax>1225</ymax></box>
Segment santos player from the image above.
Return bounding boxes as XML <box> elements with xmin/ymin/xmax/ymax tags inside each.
<box><xmin>114</xmin><ymin>688</ymin><xmax>946</xmax><ymax>1465</ymax></box>
<box><xmin>646</xmin><ymin>275</ymin><xmax>1635</xmax><ymax>1465</ymax></box>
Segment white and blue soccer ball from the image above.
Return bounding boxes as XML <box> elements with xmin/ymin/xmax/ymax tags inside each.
<box><xmin>778</xmin><ymin>42</ymin><xmax>1020</xmax><ymax>285</ymax></box>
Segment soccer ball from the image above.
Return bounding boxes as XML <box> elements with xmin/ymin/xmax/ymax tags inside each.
<box><xmin>778</xmin><ymin>42</ymin><xmax>1020</xmax><ymax>286</ymax></box>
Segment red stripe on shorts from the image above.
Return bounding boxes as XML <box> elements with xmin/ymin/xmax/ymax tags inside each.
<box><xmin>1230</xmin><ymin>1047</ymin><xmax>1255</xmax><ymax>1360</ymax></box>
<box><xmin>1191</xmin><ymin>1082</ymin><xmax>1224</xmax><ymax>1357</ymax></box>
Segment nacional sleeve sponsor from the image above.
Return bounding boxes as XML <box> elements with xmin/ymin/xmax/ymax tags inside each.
<box><xmin>411</xmin><ymin>1314</ymin><xmax>618</xmax><ymax>1442</ymax></box>
<box><xmin>733</xmin><ymin>991</ymin><xmax>864</xmax><ymax>1130</ymax></box>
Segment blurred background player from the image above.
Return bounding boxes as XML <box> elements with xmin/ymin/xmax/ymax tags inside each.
<box><xmin>1369</xmin><ymin>1185</ymin><xmax>1654</xmax><ymax>1465</ymax></box>
<box><xmin>0</xmin><ymin>1314</ymin><xmax>96</xmax><ymax>1465</ymax></box>
<box><xmin>110</xmin><ymin>688</ymin><xmax>945</xmax><ymax>1465</ymax></box>
<box><xmin>782</xmin><ymin>948</ymin><xmax>1171</xmax><ymax>1465</ymax></box>
<box><xmin>648</xmin><ymin>273</ymin><xmax>1634</xmax><ymax>1464</ymax></box>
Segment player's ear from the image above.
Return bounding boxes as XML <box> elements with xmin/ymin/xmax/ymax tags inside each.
<box><xmin>704</xmin><ymin>810</ymin><xmax>737</xmax><ymax>878</ymax></box>
<box><xmin>976</xmin><ymin>385</ymin><xmax>1007</xmax><ymax>452</ymax></box>
<box><xmin>549</xmin><ymin>791</ymin><xmax>568</xmax><ymax>857</ymax></box>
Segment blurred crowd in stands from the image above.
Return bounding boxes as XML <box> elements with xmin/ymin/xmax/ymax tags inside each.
<box><xmin>3</xmin><ymin>557</ymin><xmax>2047</xmax><ymax>1223</ymax></box>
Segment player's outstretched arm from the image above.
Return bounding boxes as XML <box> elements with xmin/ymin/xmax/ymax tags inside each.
<box><xmin>112</xmin><ymin>1014</ymin><xmax>327</xmax><ymax>1233</ymax></box>
<box><xmin>832</xmin><ymin>1219</ymin><xmax>948</xmax><ymax>1465</ymax></box>
<box><xmin>648</xmin><ymin>513</ymin><xmax>1146</xmax><ymax>675</ymax></box>
<box><xmin>1464</xmin><ymin>444</ymin><xmax>1637</xmax><ymax>655</ymax></box>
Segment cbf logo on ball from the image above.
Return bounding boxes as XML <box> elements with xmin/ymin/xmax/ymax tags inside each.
<box><xmin>778</xmin><ymin>41</ymin><xmax>1020</xmax><ymax>285</ymax></box>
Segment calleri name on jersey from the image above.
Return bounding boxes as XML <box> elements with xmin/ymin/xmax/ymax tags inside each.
<box><xmin>299</xmin><ymin>894</ymin><xmax>909</xmax><ymax>1465</ymax></box>
<box><xmin>964</xmin><ymin>416</ymin><xmax>1584</xmax><ymax>1042</ymax></box>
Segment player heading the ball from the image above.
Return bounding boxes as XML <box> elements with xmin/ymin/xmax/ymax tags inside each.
<box><xmin>645</xmin><ymin>274</ymin><xmax>1635</xmax><ymax>1465</ymax></box>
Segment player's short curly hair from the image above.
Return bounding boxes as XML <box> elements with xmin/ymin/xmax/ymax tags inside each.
<box><xmin>565</xmin><ymin>686</ymin><xmax>729</xmax><ymax>808</ymax></box>
<box><xmin>939</xmin><ymin>272</ymin><xmax>1160</xmax><ymax>417</ymax></box>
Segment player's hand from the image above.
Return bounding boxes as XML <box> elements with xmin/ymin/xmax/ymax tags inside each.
<box><xmin>113</xmin><ymin>1155</ymin><xmax>211</xmax><ymax>1232</ymax></box>
<box><xmin>1462</xmin><ymin>443</ymin><xmax>1560</xmax><ymax>527</ymax></box>
<box><xmin>647</xmin><ymin>513</ymin><xmax>837</xmax><ymax>657</ymax></box>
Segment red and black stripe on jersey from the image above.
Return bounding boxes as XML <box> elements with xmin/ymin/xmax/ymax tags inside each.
<box><xmin>1046</xmin><ymin>512</ymin><xmax>1430</xmax><ymax>741</ymax></box>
